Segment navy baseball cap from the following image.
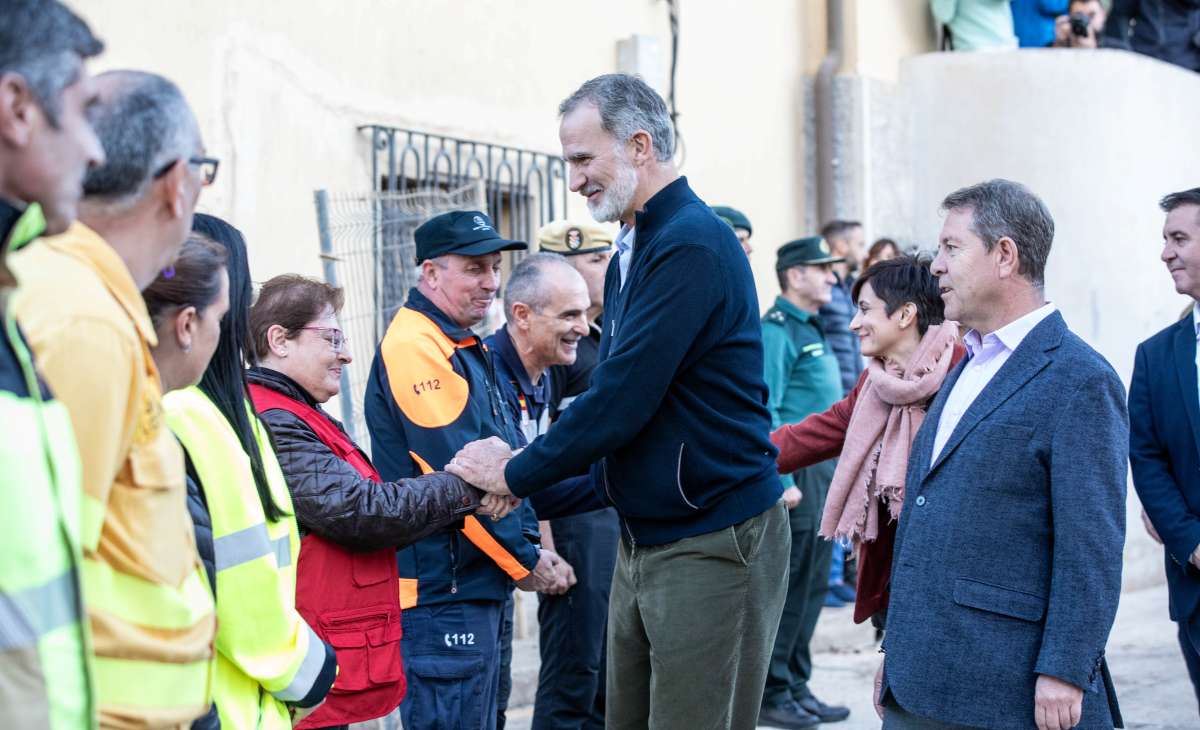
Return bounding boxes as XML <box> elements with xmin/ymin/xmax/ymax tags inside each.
<box><xmin>414</xmin><ymin>210</ymin><xmax>527</xmax><ymax>263</ymax></box>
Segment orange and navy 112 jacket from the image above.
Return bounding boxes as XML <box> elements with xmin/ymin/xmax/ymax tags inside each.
<box><xmin>364</xmin><ymin>287</ymin><xmax>540</xmax><ymax>608</ymax></box>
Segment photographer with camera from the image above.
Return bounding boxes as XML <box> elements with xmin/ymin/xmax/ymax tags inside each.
<box><xmin>1053</xmin><ymin>0</ymin><xmax>1107</xmax><ymax>47</ymax></box>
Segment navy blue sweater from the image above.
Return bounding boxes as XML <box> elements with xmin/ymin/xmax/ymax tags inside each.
<box><xmin>504</xmin><ymin>176</ymin><xmax>781</xmax><ymax>545</ymax></box>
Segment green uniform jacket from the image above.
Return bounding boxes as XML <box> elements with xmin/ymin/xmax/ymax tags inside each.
<box><xmin>761</xmin><ymin>296</ymin><xmax>843</xmax><ymax>488</ymax></box>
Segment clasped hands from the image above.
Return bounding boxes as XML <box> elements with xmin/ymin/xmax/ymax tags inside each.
<box><xmin>448</xmin><ymin>436</ymin><xmax>519</xmax><ymax>520</ymax></box>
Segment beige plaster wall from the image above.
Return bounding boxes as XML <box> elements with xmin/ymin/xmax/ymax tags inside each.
<box><xmin>73</xmin><ymin>0</ymin><xmax>817</xmax><ymax>311</ymax></box>
<box><xmin>849</xmin><ymin>0</ymin><xmax>937</xmax><ymax>82</ymax></box>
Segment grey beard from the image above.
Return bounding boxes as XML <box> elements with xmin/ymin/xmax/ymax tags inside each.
<box><xmin>587</xmin><ymin>163</ymin><xmax>638</xmax><ymax>223</ymax></box>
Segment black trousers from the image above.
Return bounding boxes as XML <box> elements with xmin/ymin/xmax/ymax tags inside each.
<box><xmin>532</xmin><ymin>508</ymin><xmax>620</xmax><ymax>730</ymax></box>
<box><xmin>762</xmin><ymin>460</ymin><xmax>836</xmax><ymax>706</ymax></box>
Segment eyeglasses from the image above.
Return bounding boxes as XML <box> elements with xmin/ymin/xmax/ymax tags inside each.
<box><xmin>153</xmin><ymin>156</ymin><xmax>220</xmax><ymax>187</ymax></box>
<box><xmin>298</xmin><ymin>326</ymin><xmax>349</xmax><ymax>353</ymax></box>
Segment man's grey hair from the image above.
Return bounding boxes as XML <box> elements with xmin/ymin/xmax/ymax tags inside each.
<box><xmin>559</xmin><ymin>74</ymin><xmax>675</xmax><ymax>162</ymax></box>
<box><xmin>504</xmin><ymin>252</ymin><xmax>574</xmax><ymax>319</ymax></box>
<box><xmin>82</xmin><ymin>70</ymin><xmax>201</xmax><ymax>205</ymax></box>
<box><xmin>941</xmin><ymin>179</ymin><xmax>1054</xmax><ymax>288</ymax></box>
<box><xmin>0</xmin><ymin>0</ymin><xmax>104</xmax><ymax>125</ymax></box>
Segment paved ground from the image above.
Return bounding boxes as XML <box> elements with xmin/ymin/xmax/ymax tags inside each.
<box><xmin>496</xmin><ymin>580</ymin><xmax>1195</xmax><ymax>730</ymax></box>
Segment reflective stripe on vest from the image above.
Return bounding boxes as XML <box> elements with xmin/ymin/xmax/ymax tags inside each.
<box><xmin>274</xmin><ymin>622</ymin><xmax>326</xmax><ymax>703</ymax></box>
<box><xmin>163</xmin><ymin>386</ymin><xmax>328</xmax><ymax>729</ymax></box>
<box><xmin>0</xmin><ymin>568</ymin><xmax>81</xmax><ymax>650</ymax></box>
<box><xmin>215</xmin><ymin>524</ymin><xmax>292</xmax><ymax>572</ymax></box>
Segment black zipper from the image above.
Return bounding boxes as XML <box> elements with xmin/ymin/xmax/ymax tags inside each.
<box><xmin>479</xmin><ymin>340</ymin><xmax>505</xmax><ymax>421</ymax></box>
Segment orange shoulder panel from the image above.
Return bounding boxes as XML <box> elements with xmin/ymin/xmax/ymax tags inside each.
<box><xmin>380</xmin><ymin>308</ymin><xmax>470</xmax><ymax>429</ymax></box>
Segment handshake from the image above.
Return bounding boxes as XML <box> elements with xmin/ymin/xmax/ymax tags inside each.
<box><xmin>448</xmin><ymin>436</ymin><xmax>520</xmax><ymax>520</ymax></box>
<box><xmin>448</xmin><ymin>437</ymin><xmax>577</xmax><ymax>595</ymax></box>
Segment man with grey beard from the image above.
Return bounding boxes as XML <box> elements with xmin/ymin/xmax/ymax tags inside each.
<box><xmin>448</xmin><ymin>73</ymin><xmax>790</xmax><ymax>729</ymax></box>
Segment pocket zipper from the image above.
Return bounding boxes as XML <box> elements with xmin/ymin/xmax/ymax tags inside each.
<box><xmin>322</xmin><ymin>609</ymin><xmax>390</xmax><ymax>628</ymax></box>
<box><xmin>676</xmin><ymin>443</ymin><xmax>699</xmax><ymax>510</ymax></box>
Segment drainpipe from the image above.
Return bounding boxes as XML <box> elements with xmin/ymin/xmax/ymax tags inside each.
<box><xmin>815</xmin><ymin>0</ymin><xmax>844</xmax><ymax>228</ymax></box>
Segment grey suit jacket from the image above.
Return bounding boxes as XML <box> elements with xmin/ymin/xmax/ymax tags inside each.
<box><xmin>882</xmin><ymin>311</ymin><xmax>1127</xmax><ymax>729</ymax></box>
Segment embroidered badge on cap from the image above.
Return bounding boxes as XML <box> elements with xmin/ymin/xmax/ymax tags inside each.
<box><xmin>565</xmin><ymin>227</ymin><xmax>583</xmax><ymax>250</ymax></box>
<box><xmin>472</xmin><ymin>215</ymin><xmax>492</xmax><ymax>232</ymax></box>
<box><xmin>819</xmin><ymin>239</ymin><xmax>831</xmax><ymax>255</ymax></box>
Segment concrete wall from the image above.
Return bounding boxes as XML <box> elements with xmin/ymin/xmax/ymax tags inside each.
<box><xmin>902</xmin><ymin>49</ymin><xmax>1200</xmax><ymax>588</ymax></box>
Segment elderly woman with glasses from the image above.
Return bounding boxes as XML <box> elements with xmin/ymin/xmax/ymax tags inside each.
<box><xmin>246</xmin><ymin>274</ymin><xmax>500</xmax><ymax>728</ymax></box>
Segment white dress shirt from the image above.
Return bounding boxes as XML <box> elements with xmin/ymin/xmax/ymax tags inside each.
<box><xmin>930</xmin><ymin>303</ymin><xmax>1058</xmax><ymax>464</ymax></box>
<box><xmin>1192</xmin><ymin>302</ymin><xmax>1200</xmax><ymax>399</ymax></box>
<box><xmin>614</xmin><ymin>223</ymin><xmax>636</xmax><ymax>290</ymax></box>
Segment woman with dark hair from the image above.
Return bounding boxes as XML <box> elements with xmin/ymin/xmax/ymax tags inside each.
<box><xmin>144</xmin><ymin>232</ymin><xmax>229</xmax><ymax>730</ymax></box>
<box><xmin>162</xmin><ymin>214</ymin><xmax>337</xmax><ymax>729</ymax></box>
<box><xmin>245</xmin><ymin>273</ymin><xmax>485</xmax><ymax>729</ymax></box>
<box><xmin>863</xmin><ymin>237</ymin><xmax>902</xmax><ymax>271</ymax></box>
<box><xmin>771</xmin><ymin>255</ymin><xmax>965</xmax><ymax>632</ymax></box>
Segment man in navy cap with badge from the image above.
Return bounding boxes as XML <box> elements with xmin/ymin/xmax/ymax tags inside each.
<box><xmin>760</xmin><ymin>236</ymin><xmax>853</xmax><ymax>728</ymax></box>
<box><xmin>364</xmin><ymin>209</ymin><xmax>569</xmax><ymax>730</ymax></box>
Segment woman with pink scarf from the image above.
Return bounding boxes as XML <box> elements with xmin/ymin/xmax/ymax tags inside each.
<box><xmin>770</xmin><ymin>255</ymin><xmax>965</xmax><ymax>626</ymax></box>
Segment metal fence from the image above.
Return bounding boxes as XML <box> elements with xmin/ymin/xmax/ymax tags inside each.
<box><xmin>313</xmin><ymin>128</ymin><xmax>570</xmax><ymax>453</ymax></box>
<box><xmin>313</xmin><ymin>183</ymin><xmax>486</xmax><ymax>453</ymax></box>
<box><xmin>358</xmin><ymin>125</ymin><xmax>569</xmax><ymax>245</ymax></box>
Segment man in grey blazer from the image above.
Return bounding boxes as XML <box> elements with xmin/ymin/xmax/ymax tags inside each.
<box><xmin>879</xmin><ymin>179</ymin><xmax>1127</xmax><ymax>729</ymax></box>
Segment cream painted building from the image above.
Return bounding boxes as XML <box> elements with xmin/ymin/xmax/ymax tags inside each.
<box><xmin>77</xmin><ymin>0</ymin><xmax>1200</xmax><ymax>586</ymax></box>
<box><xmin>75</xmin><ymin>0</ymin><xmax>937</xmax><ymax>310</ymax></box>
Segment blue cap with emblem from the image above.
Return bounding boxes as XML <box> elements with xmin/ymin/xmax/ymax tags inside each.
<box><xmin>415</xmin><ymin>210</ymin><xmax>528</xmax><ymax>264</ymax></box>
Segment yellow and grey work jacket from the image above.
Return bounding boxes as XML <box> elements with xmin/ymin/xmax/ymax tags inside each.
<box><xmin>164</xmin><ymin>387</ymin><xmax>336</xmax><ymax>730</ymax></box>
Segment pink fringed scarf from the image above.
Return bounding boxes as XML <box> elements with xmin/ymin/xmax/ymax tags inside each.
<box><xmin>818</xmin><ymin>322</ymin><xmax>960</xmax><ymax>543</ymax></box>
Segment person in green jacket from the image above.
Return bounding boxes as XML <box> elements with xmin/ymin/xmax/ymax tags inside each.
<box><xmin>759</xmin><ymin>236</ymin><xmax>852</xmax><ymax>728</ymax></box>
<box><xmin>0</xmin><ymin>2</ymin><xmax>106</xmax><ymax>728</ymax></box>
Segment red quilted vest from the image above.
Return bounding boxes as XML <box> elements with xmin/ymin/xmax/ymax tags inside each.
<box><xmin>249</xmin><ymin>384</ymin><xmax>405</xmax><ymax>727</ymax></box>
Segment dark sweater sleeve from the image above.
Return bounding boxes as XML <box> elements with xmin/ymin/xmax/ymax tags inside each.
<box><xmin>528</xmin><ymin>475</ymin><xmax>607</xmax><ymax>521</ymax></box>
<box><xmin>263</xmin><ymin>408</ymin><xmax>481</xmax><ymax>552</ymax></box>
<box><xmin>505</xmin><ymin>244</ymin><xmax>721</xmax><ymax>497</ymax></box>
<box><xmin>771</xmin><ymin>370</ymin><xmax>864</xmax><ymax>474</ymax></box>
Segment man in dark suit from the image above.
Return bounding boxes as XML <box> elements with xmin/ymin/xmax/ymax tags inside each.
<box><xmin>1128</xmin><ymin>186</ymin><xmax>1200</xmax><ymax>716</ymax></box>
<box><xmin>879</xmin><ymin>179</ymin><xmax>1127</xmax><ymax>729</ymax></box>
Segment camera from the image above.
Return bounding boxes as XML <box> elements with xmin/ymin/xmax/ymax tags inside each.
<box><xmin>1069</xmin><ymin>13</ymin><xmax>1091</xmax><ymax>38</ymax></box>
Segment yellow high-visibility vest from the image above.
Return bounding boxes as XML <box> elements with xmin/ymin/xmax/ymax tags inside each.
<box><xmin>0</xmin><ymin>299</ymin><xmax>94</xmax><ymax>730</ymax></box>
<box><xmin>164</xmin><ymin>387</ymin><xmax>333</xmax><ymax>730</ymax></box>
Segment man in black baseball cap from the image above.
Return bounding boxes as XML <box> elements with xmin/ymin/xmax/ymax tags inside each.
<box><xmin>366</xmin><ymin>209</ymin><xmax>560</xmax><ymax>730</ymax></box>
<box><xmin>415</xmin><ymin>209</ymin><xmax>527</xmax><ymax>263</ymax></box>
<box><xmin>409</xmin><ymin>209</ymin><xmax>528</xmax><ymax>327</ymax></box>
